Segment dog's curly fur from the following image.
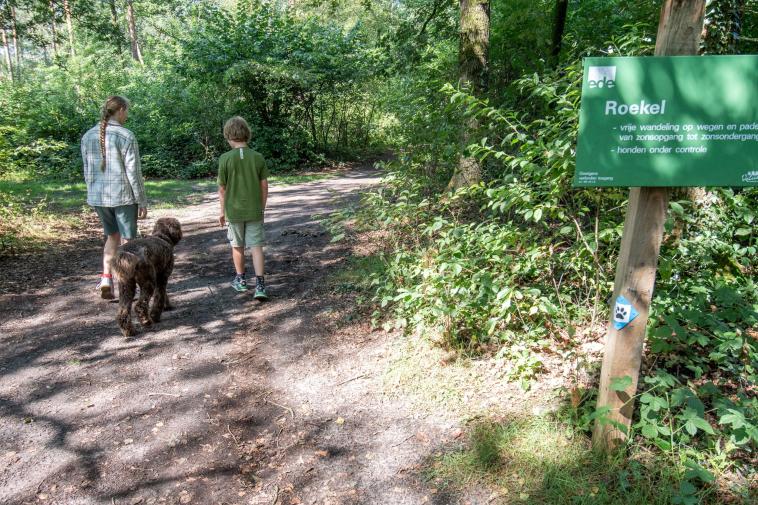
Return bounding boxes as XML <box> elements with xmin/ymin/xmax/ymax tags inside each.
<box><xmin>111</xmin><ymin>217</ymin><xmax>182</xmax><ymax>337</ymax></box>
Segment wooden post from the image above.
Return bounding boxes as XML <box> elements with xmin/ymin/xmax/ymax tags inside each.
<box><xmin>592</xmin><ymin>0</ymin><xmax>705</xmax><ymax>451</ymax></box>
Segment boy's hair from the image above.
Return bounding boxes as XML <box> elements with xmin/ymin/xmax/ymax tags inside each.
<box><xmin>223</xmin><ymin>116</ymin><xmax>251</xmax><ymax>142</ymax></box>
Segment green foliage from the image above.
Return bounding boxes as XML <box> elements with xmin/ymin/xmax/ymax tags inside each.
<box><xmin>177</xmin><ymin>2</ymin><xmax>383</xmax><ymax>167</ymax></box>
<box><xmin>354</xmin><ymin>26</ymin><xmax>756</xmax><ymax>500</ymax></box>
<box><xmin>431</xmin><ymin>416</ymin><xmax>718</xmax><ymax>505</ymax></box>
<box><xmin>0</xmin><ymin>1</ymin><xmax>386</xmax><ymax>181</ymax></box>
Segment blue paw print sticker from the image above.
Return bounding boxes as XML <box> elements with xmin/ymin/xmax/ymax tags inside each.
<box><xmin>613</xmin><ymin>295</ymin><xmax>639</xmax><ymax>330</ymax></box>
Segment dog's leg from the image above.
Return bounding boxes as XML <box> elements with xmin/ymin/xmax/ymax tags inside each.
<box><xmin>135</xmin><ymin>266</ymin><xmax>156</xmax><ymax>329</ymax></box>
<box><xmin>162</xmin><ymin>257</ymin><xmax>175</xmax><ymax>312</ymax></box>
<box><xmin>150</xmin><ymin>272</ymin><xmax>169</xmax><ymax>323</ymax></box>
<box><xmin>117</xmin><ymin>279</ymin><xmax>137</xmax><ymax>337</ymax></box>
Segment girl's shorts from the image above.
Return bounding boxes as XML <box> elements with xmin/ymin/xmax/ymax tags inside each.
<box><xmin>94</xmin><ymin>204</ymin><xmax>138</xmax><ymax>239</ymax></box>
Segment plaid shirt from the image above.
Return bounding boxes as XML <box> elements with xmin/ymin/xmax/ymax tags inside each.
<box><xmin>81</xmin><ymin>120</ymin><xmax>147</xmax><ymax>207</ymax></box>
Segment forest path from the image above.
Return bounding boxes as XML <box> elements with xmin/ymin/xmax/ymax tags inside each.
<box><xmin>0</xmin><ymin>166</ymin><xmax>480</xmax><ymax>505</ymax></box>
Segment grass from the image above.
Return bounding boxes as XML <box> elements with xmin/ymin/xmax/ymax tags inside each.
<box><xmin>430</xmin><ymin>416</ymin><xmax>697</xmax><ymax>505</ymax></box>
<box><xmin>0</xmin><ymin>170</ymin><xmax>337</xmax><ymax>255</ymax></box>
<box><xmin>330</xmin><ymin>254</ymin><xmax>385</xmax><ymax>295</ymax></box>
<box><xmin>0</xmin><ymin>171</ymin><xmax>336</xmax><ymax>212</ymax></box>
<box><xmin>0</xmin><ymin>177</ymin><xmax>216</xmax><ymax>211</ymax></box>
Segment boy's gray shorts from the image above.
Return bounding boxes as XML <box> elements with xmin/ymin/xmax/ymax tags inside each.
<box><xmin>227</xmin><ymin>220</ymin><xmax>265</xmax><ymax>247</ymax></box>
<box><xmin>94</xmin><ymin>204</ymin><xmax>138</xmax><ymax>239</ymax></box>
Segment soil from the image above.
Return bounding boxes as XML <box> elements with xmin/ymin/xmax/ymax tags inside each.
<box><xmin>0</xmin><ymin>166</ymin><xmax>501</xmax><ymax>505</ymax></box>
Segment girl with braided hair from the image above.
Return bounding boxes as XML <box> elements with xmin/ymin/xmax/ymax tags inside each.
<box><xmin>81</xmin><ymin>95</ymin><xmax>148</xmax><ymax>299</ymax></box>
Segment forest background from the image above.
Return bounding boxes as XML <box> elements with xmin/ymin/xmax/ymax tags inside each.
<box><xmin>0</xmin><ymin>1</ymin><xmax>756</xmax><ymax>503</ymax></box>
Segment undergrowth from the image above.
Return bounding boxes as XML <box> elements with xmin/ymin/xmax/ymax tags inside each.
<box><xmin>343</xmin><ymin>33</ymin><xmax>757</xmax><ymax>503</ymax></box>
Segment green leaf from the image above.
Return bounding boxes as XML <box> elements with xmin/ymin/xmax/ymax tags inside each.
<box><xmin>669</xmin><ymin>201</ymin><xmax>685</xmax><ymax>214</ymax></box>
<box><xmin>678</xmin><ymin>480</ymin><xmax>697</xmax><ymax>497</ymax></box>
<box><xmin>718</xmin><ymin>409</ymin><xmax>746</xmax><ymax>429</ymax></box>
<box><xmin>684</xmin><ymin>460</ymin><xmax>715</xmax><ymax>483</ymax></box>
<box><xmin>685</xmin><ymin>416</ymin><xmax>715</xmax><ymax>435</ymax></box>
<box><xmin>610</xmin><ymin>375</ymin><xmax>633</xmax><ymax>391</ymax></box>
<box><xmin>734</xmin><ymin>228</ymin><xmax>752</xmax><ymax>236</ymax></box>
<box><xmin>641</xmin><ymin>424</ymin><xmax>658</xmax><ymax>439</ymax></box>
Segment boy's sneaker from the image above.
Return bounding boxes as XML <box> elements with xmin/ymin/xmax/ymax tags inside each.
<box><xmin>254</xmin><ymin>285</ymin><xmax>268</xmax><ymax>301</ymax></box>
<box><xmin>97</xmin><ymin>275</ymin><xmax>114</xmax><ymax>299</ymax></box>
<box><xmin>231</xmin><ymin>276</ymin><xmax>248</xmax><ymax>292</ymax></box>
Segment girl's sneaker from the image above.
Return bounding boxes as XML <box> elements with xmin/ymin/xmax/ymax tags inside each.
<box><xmin>97</xmin><ymin>275</ymin><xmax>114</xmax><ymax>299</ymax></box>
<box><xmin>231</xmin><ymin>276</ymin><xmax>248</xmax><ymax>292</ymax></box>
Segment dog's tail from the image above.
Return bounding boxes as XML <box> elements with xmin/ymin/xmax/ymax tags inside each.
<box><xmin>110</xmin><ymin>250</ymin><xmax>140</xmax><ymax>283</ymax></box>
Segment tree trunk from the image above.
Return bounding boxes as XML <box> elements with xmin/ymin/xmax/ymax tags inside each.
<box><xmin>459</xmin><ymin>0</ymin><xmax>489</xmax><ymax>95</ymax></box>
<box><xmin>550</xmin><ymin>0</ymin><xmax>569</xmax><ymax>65</ymax></box>
<box><xmin>108</xmin><ymin>0</ymin><xmax>123</xmax><ymax>52</ymax></box>
<box><xmin>49</xmin><ymin>0</ymin><xmax>58</xmax><ymax>55</ymax></box>
<box><xmin>63</xmin><ymin>0</ymin><xmax>75</xmax><ymax>56</ymax></box>
<box><xmin>732</xmin><ymin>0</ymin><xmax>745</xmax><ymax>52</ymax></box>
<box><xmin>2</xmin><ymin>28</ymin><xmax>13</xmax><ymax>82</ymax></box>
<box><xmin>11</xmin><ymin>6</ymin><xmax>20</xmax><ymax>70</ymax></box>
<box><xmin>126</xmin><ymin>0</ymin><xmax>144</xmax><ymax>64</ymax></box>
<box><xmin>449</xmin><ymin>0</ymin><xmax>490</xmax><ymax>190</ymax></box>
<box><xmin>418</xmin><ymin>0</ymin><xmax>442</xmax><ymax>40</ymax></box>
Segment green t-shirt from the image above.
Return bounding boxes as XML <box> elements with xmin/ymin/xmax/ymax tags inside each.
<box><xmin>217</xmin><ymin>147</ymin><xmax>270</xmax><ymax>222</ymax></box>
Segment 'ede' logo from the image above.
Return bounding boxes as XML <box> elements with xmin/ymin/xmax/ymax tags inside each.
<box><xmin>588</xmin><ymin>66</ymin><xmax>617</xmax><ymax>89</ymax></box>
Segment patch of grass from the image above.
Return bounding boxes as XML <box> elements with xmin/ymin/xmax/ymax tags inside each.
<box><xmin>0</xmin><ymin>178</ymin><xmax>89</xmax><ymax>210</ymax></box>
<box><xmin>0</xmin><ymin>171</ymin><xmax>334</xmax><ymax>213</ymax></box>
<box><xmin>330</xmin><ymin>254</ymin><xmax>385</xmax><ymax>295</ymax></box>
<box><xmin>323</xmin><ymin>254</ymin><xmax>386</xmax><ymax>325</ymax></box>
<box><xmin>0</xmin><ymin>169</ymin><xmax>341</xmax><ymax>256</ymax></box>
<box><xmin>143</xmin><ymin>178</ymin><xmax>217</xmax><ymax>209</ymax></box>
<box><xmin>0</xmin><ymin>177</ymin><xmax>218</xmax><ymax>211</ymax></box>
<box><xmin>429</xmin><ymin>416</ymin><xmax>749</xmax><ymax>504</ymax></box>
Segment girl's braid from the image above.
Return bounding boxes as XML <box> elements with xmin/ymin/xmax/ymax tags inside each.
<box><xmin>99</xmin><ymin>96</ymin><xmax>129</xmax><ymax>171</ymax></box>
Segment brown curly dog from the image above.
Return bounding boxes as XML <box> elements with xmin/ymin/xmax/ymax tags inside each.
<box><xmin>111</xmin><ymin>217</ymin><xmax>182</xmax><ymax>337</ymax></box>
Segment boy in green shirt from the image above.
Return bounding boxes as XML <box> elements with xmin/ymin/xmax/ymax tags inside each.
<box><xmin>217</xmin><ymin>116</ymin><xmax>270</xmax><ymax>299</ymax></box>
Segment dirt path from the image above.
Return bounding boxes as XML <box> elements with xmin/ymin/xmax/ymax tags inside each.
<box><xmin>0</xmin><ymin>167</ymin><xmax>481</xmax><ymax>505</ymax></box>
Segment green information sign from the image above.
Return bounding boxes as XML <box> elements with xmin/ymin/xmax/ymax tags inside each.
<box><xmin>574</xmin><ymin>55</ymin><xmax>758</xmax><ymax>187</ymax></box>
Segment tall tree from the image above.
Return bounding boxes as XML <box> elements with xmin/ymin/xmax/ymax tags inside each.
<box><xmin>108</xmin><ymin>0</ymin><xmax>122</xmax><ymax>51</ymax></box>
<box><xmin>62</xmin><ymin>0</ymin><xmax>73</xmax><ymax>55</ymax></box>
<box><xmin>49</xmin><ymin>0</ymin><xmax>58</xmax><ymax>55</ymax></box>
<box><xmin>1</xmin><ymin>25</ymin><xmax>13</xmax><ymax>81</ymax></box>
<box><xmin>550</xmin><ymin>0</ymin><xmax>568</xmax><ymax>65</ymax></box>
<box><xmin>449</xmin><ymin>0</ymin><xmax>489</xmax><ymax>190</ymax></box>
<box><xmin>125</xmin><ymin>0</ymin><xmax>142</xmax><ymax>63</ymax></box>
<box><xmin>10</xmin><ymin>4</ymin><xmax>19</xmax><ymax>69</ymax></box>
